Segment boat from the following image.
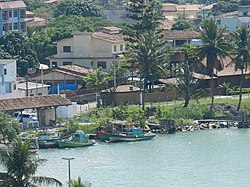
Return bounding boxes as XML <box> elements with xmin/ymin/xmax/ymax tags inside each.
<box><xmin>57</xmin><ymin>130</ymin><xmax>95</xmax><ymax>148</ymax></box>
<box><xmin>38</xmin><ymin>132</ymin><xmax>61</xmax><ymax>149</ymax></box>
<box><xmin>97</xmin><ymin>120</ymin><xmax>155</xmax><ymax>142</ymax></box>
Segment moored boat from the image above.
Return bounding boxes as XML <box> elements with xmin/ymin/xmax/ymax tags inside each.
<box><xmin>38</xmin><ymin>132</ymin><xmax>61</xmax><ymax>149</ymax></box>
<box><xmin>108</xmin><ymin>130</ymin><xmax>155</xmax><ymax>142</ymax></box>
<box><xmin>57</xmin><ymin>130</ymin><xmax>95</xmax><ymax>148</ymax></box>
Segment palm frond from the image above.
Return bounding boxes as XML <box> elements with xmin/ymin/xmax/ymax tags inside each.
<box><xmin>32</xmin><ymin>176</ymin><xmax>62</xmax><ymax>187</ymax></box>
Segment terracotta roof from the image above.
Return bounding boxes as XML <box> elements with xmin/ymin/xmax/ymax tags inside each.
<box><xmin>102</xmin><ymin>27</ymin><xmax>122</xmax><ymax>32</ymax></box>
<box><xmin>57</xmin><ymin>65</ymin><xmax>93</xmax><ymax>76</ymax></box>
<box><xmin>162</xmin><ymin>3</ymin><xmax>177</xmax><ymax>12</ymax></box>
<box><xmin>102</xmin><ymin>85</ymin><xmax>140</xmax><ymax>93</ymax></box>
<box><xmin>198</xmin><ymin>56</ymin><xmax>250</xmax><ymax>78</ymax></box>
<box><xmin>92</xmin><ymin>32</ymin><xmax>124</xmax><ymax>43</ymax></box>
<box><xmin>0</xmin><ymin>95</ymin><xmax>71</xmax><ymax>111</ymax></box>
<box><xmin>163</xmin><ymin>31</ymin><xmax>199</xmax><ymax>40</ymax></box>
<box><xmin>217</xmin><ymin>11</ymin><xmax>238</xmax><ymax>17</ymax></box>
<box><xmin>177</xmin><ymin>4</ymin><xmax>203</xmax><ymax>11</ymax></box>
<box><xmin>0</xmin><ymin>1</ymin><xmax>26</xmax><ymax>9</ymax></box>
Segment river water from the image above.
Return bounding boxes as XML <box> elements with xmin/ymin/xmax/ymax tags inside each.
<box><xmin>37</xmin><ymin>129</ymin><xmax>250</xmax><ymax>187</ymax></box>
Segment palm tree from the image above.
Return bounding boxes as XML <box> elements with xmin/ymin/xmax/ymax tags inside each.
<box><xmin>176</xmin><ymin>61</ymin><xmax>202</xmax><ymax>107</ymax></box>
<box><xmin>84</xmin><ymin>68</ymin><xmax>110</xmax><ymax>108</ymax></box>
<box><xmin>197</xmin><ymin>19</ymin><xmax>232</xmax><ymax>113</ymax></box>
<box><xmin>0</xmin><ymin>138</ymin><xmax>62</xmax><ymax>187</ymax></box>
<box><xmin>126</xmin><ymin>31</ymin><xmax>168</xmax><ymax>110</ymax></box>
<box><xmin>69</xmin><ymin>177</ymin><xmax>91</xmax><ymax>187</ymax></box>
<box><xmin>231</xmin><ymin>28</ymin><xmax>250</xmax><ymax>111</ymax></box>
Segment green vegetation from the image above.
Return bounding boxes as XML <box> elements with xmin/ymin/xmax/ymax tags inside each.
<box><xmin>197</xmin><ymin>19</ymin><xmax>233</xmax><ymax>113</ymax></box>
<box><xmin>0</xmin><ymin>138</ymin><xmax>62</xmax><ymax>187</ymax></box>
<box><xmin>69</xmin><ymin>177</ymin><xmax>91</xmax><ymax>187</ymax></box>
<box><xmin>171</xmin><ymin>20</ymin><xmax>192</xmax><ymax>31</ymax></box>
<box><xmin>231</xmin><ymin>28</ymin><xmax>250</xmax><ymax>111</ymax></box>
<box><xmin>0</xmin><ymin>112</ymin><xmax>20</xmax><ymax>144</ymax></box>
<box><xmin>0</xmin><ymin>31</ymin><xmax>39</xmax><ymax>76</ymax></box>
<box><xmin>54</xmin><ymin>0</ymin><xmax>101</xmax><ymax>18</ymax></box>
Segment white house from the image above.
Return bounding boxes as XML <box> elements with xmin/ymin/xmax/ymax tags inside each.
<box><xmin>238</xmin><ymin>6</ymin><xmax>250</xmax><ymax>28</ymax></box>
<box><xmin>0</xmin><ymin>59</ymin><xmax>24</xmax><ymax>99</ymax></box>
<box><xmin>48</xmin><ymin>27</ymin><xmax>126</xmax><ymax>70</ymax></box>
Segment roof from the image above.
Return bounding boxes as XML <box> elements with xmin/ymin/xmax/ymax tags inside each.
<box><xmin>102</xmin><ymin>85</ymin><xmax>140</xmax><ymax>93</ymax></box>
<box><xmin>30</xmin><ymin>65</ymin><xmax>93</xmax><ymax>80</ymax></box>
<box><xmin>0</xmin><ymin>59</ymin><xmax>15</xmax><ymax>65</ymax></box>
<box><xmin>217</xmin><ymin>11</ymin><xmax>238</xmax><ymax>17</ymax></box>
<box><xmin>0</xmin><ymin>95</ymin><xmax>72</xmax><ymax>111</ymax></box>
<box><xmin>159</xmin><ymin>78</ymin><xmax>177</xmax><ymax>85</ymax></box>
<box><xmin>92</xmin><ymin>32</ymin><xmax>124</xmax><ymax>43</ymax></box>
<box><xmin>163</xmin><ymin>31</ymin><xmax>199</xmax><ymax>40</ymax></box>
<box><xmin>17</xmin><ymin>82</ymin><xmax>50</xmax><ymax>90</ymax></box>
<box><xmin>102</xmin><ymin>27</ymin><xmax>122</xmax><ymax>32</ymax></box>
<box><xmin>0</xmin><ymin>1</ymin><xmax>26</xmax><ymax>9</ymax></box>
<box><xmin>162</xmin><ymin>3</ymin><xmax>177</xmax><ymax>12</ymax></box>
<box><xmin>198</xmin><ymin>56</ymin><xmax>250</xmax><ymax>78</ymax></box>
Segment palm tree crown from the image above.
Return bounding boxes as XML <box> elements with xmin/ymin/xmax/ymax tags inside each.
<box><xmin>0</xmin><ymin>138</ymin><xmax>62</xmax><ymax>187</ymax></box>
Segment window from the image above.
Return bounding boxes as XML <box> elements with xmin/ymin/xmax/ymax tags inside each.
<box><xmin>4</xmin><ymin>69</ymin><xmax>7</xmax><ymax>75</ymax></box>
<box><xmin>217</xmin><ymin>19</ymin><xmax>221</xmax><ymax>25</ymax></box>
<box><xmin>175</xmin><ymin>40</ymin><xmax>186</xmax><ymax>46</ymax></box>
<box><xmin>90</xmin><ymin>61</ymin><xmax>93</xmax><ymax>66</ymax></box>
<box><xmin>113</xmin><ymin>45</ymin><xmax>117</xmax><ymax>52</ymax></box>
<box><xmin>2</xmin><ymin>11</ymin><xmax>8</xmax><ymax>20</ymax></box>
<box><xmin>13</xmin><ymin>9</ymin><xmax>18</xmax><ymax>17</ymax></box>
<box><xmin>97</xmin><ymin>61</ymin><xmax>106</xmax><ymax>69</ymax></box>
<box><xmin>8</xmin><ymin>23</ymin><xmax>12</xmax><ymax>31</ymax></box>
<box><xmin>52</xmin><ymin>61</ymin><xmax>57</xmax><ymax>67</ymax></box>
<box><xmin>20</xmin><ymin>9</ymin><xmax>25</xmax><ymax>18</ymax></box>
<box><xmin>120</xmin><ymin>45</ymin><xmax>123</xmax><ymax>51</ymax></box>
<box><xmin>13</xmin><ymin>22</ymin><xmax>18</xmax><ymax>30</ymax></box>
<box><xmin>244</xmin><ymin>11</ymin><xmax>248</xmax><ymax>16</ymax></box>
<box><xmin>20</xmin><ymin>22</ymin><xmax>26</xmax><ymax>32</ymax></box>
<box><xmin>9</xmin><ymin>10</ymin><xmax>12</xmax><ymax>18</ymax></box>
<box><xmin>63</xmin><ymin>46</ymin><xmax>71</xmax><ymax>52</ymax></box>
<box><xmin>13</xmin><ymin>83</ymin><xmax>16</xmax><ymax>90</ymax></box>
<box><xmin>63</xmin><ymin>61</ymin><xmax>72</xmax><ymax>66</ymax></box>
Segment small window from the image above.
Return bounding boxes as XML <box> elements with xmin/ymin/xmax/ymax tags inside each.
<box><xmin>91</xmin><ymin>61</ymin><xmax>93</xmax><ymax>66</ymax></box>
<box><xmin>52</xmin><ymin>61</ymin><xmax>57</xmax><ymax>67</ymax></box>
<box><xmin>9</xmin><ymin>10</ymin><xmax>12</xmax><ymax>18</ymax></box>
<box><xmin>113</xmin><ymin>45</ymin><xmax>117</xmax><ymax>52</ymax></box>
<box><xmin>20</xmin><ymin>22</ymin><xmax>25</xmax><ymax>32</ymax></box>
<box><xmin>63</xmin><ymin>46</ymin><xmax>71</xmax><ymax>52</ymax></box>
<box><xmin>13</xmin><ymin>22</ymin><xmax>18</xmax><ymax>30</ymax></box>
<box><xmin>120</xmin><ymin>45</ymin><xmax>123</xmax><ymax>51</ymax></box>
<box><xmin>4</xmin><ymin>69</ymin><xmax>7</xmax><ymax>75</ymax></box>
<box><xmin>9</xmin><ymin>23</ymin><xmax>12</xmax><ymax>31</ymax></box>
<box><xmin>20</xmin><ymin>9</ymin><xmax>25</xmax><ymax>18</ymax></box>
<box><xmin>13</xmin><ymin>83</ymin><xmax>16</xmax><ymax>90</ymax></box>
<box><xmin>13</xmin><ymin>9</ymin><xmax>18</xmax><ymax>17</ymax></box>
<box><xmin>97</xmin><ymin>61</ymin><xmax>106</xmax><ymax>69</ymax></box>
<box><xmin>2</xmin><ymin>11</ymin><xmax>8</xmax><ymax>20</ymax></box>
<box><xmin>63</xmin><ymin>61</ymin><xmax>72</xmax><ymax>66</ymax></box>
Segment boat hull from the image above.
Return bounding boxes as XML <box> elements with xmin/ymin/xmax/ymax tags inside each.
<box><xmin>57</xmin><ymin>140</ymin><xmax>95</xmax><ymax>148</ymax></box>
<box><xmin>109</xmin><ymin>133</ymin><xmax>155</xmax><ymax>142</ymax></box>
<box><xmin>39</xmin><ymin>141</ymin><xmax>58</xmax><ymax>149</ymax></box>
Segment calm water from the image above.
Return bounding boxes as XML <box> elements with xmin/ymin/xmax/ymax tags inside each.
<box><xmin>37</xmin><ymin>129</ymin><xmax>250</xmax><ymax>187</ymax></box>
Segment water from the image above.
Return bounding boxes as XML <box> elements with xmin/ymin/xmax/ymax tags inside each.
<box><xmin>37</xmin><ymin>129</ymin><xmax>250</xmax><ymax>187</ymax></box>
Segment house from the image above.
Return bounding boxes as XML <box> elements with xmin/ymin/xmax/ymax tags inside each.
<box><xmin>29</xmin><ymin>65</ymin><xmax>94</xmax><ymax>94</ymax></box>
<box><xmin>0</xmin><ymin>59</ymin><xmax>25</xmax><ymax>99</ymax></box>
<box><xmin>162</xmin><ymin>3</ymin><xmax>210</xmax><ymax>20</ymax></box>
<box><xmin>48</xmin><ymin>27</ymin><xmax>126</xmax><ymax>70</ymax></box>
<box><xmin>17</xmin><ymin>81</ymin><xmax>50</xmax><ymax>96</ymax></box>
<box><xmin>215</xmin><ymin>11</ymin><xmax>239</xmax><ymax>32</ymax></box>
<box><xmin>163</xmin><ymin>30</ymin><xmax>200</xmax><ymax>47</ymax></box>
<box><xmin>238</xmin><ymin>6</ymin><xmax>250</xmax><ymax>28</ymax></box>
<box><xmin>0</xmin><ymin>0</ymin><xmax>27</xmax><ymax>36</ymax></box>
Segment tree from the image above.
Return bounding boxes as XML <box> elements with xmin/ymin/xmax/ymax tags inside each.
<box><xmin>126</xmin><ymin>0</ymin><xmax>164</xmax><ymax>39</ymax></box>
<box><xmin>84</xmin><ymin>68</ymin><xmax>110</xmax><ymax>107</ymax></box>
<box><xmin>197</xmin><ymin>19</ymin><xmax>232</xmax><ymax>113</ymax></box>
<box><xmin>0</xmin><ymin>138</ymin><xmax>62</xmax><ymax>187</ymax></box>
<box><xmin>0</xmin><ymin>112</ymin><xmax>19</xmax><ymax>144</ymax></box>
<box><xmin>211</xmin><ymin>1</ymin><xmax>238</xmax><ymax>16</ymax></box>
<box><xmin>126</xmin><ymin>31</ymin><xmax>168</xmax><ymax>110</ymax></box>
<box><xmin>175</xmin><ymin>61</ymin><xmax>202</xmax><ymax>107</ymax></box>
<box><xmin>171</xmin><ymin>20</ymin><xmax>192</xmax><ymax>31</ymax></box>
<box><xmin>69</xmin><ymin>177</ymin><xmax>91</xmax><ymax>187</ymax></box>
<box><xmin>231</xmin><ymin>28</ymin><xmax>250</xmax><ymax>111</ymax></box>
<box><xmin>0</xmin><ymin>31</ymin><xmax>39</xmax><ymax>76</ymax></box>
<box><xmin>240</xmin><ymin>0</ymin><xmax>250</xmax><ymax>5</ymax></box>
<box><xmin>55</xmin><ymin>0</ymin><xmax>101</xmax><ymax>18</ymax></box>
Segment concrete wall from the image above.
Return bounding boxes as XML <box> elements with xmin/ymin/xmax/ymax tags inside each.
<box><xmin>56</xmin><ymin>102</ymin><xmax>77</xmax><ymax>118</ymax></box>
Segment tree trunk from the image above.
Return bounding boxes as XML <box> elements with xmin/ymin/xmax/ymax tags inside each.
<box><xmin>142</xmin><ymin>78</ymin><xmax>146</xmax><ymax>110</ymax></box>
<box><xmin>237</xmin><ymin>69</ymin><xmax>244</xmax><ymax>111</ymax></box>
<box><xmin>184</xmin><ymin>96</ymin><xmax>189</xmax><ymax>107</ymax></box>
<box><xmin>210</xmin><ymin>74</ymin><xmax>214</xmax><ymax>114</ymax></box>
